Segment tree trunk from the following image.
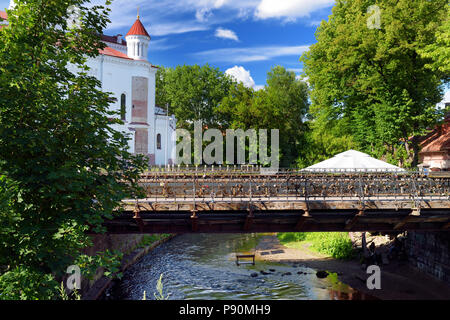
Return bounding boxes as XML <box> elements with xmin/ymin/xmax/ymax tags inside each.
<box><xmin>362</xmin><ymin>232</ymin><xmax>367</xmax><ymax>257</ymax></box>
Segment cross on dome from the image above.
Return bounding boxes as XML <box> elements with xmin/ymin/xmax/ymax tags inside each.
<box><xmin>126</xmin><ymin>14</ymin><xmax>150</xmax><ymax>38</ymax></box>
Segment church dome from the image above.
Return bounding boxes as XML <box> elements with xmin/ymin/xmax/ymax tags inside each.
<box><xmin>126</xmin><ymin>17</ymin><xmax>150</xmax><ymax>38</ymax></box>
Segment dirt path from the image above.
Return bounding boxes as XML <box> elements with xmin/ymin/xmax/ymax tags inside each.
<box><xmin>254</xmin><ymin>235</ymin><xmax>450</xmax><ymax>300</ymax></box>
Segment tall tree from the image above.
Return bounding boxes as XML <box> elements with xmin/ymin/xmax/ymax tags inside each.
<box><xmin>155</xmin><ymin>64</ymin><xmax>233</xmax><ymax>130</ymax></box>
<box><xmin>301</xmin><ymin>0</ymin><xmax>448</xmax><ymax>167</ymax></box>
<box><xmin>219</xmin><ymin>66</ymin><xmax>309</xmax><ymax>167</ymax></box>
<box><xmin>418</xmin><ymin>8</ymin><xmax>450</xmax><ymax>81</ymax></box>
<box><xmin>0</xmin><ymin>0</ymin><xmax>146</xmax><ymax>299</ymax></box>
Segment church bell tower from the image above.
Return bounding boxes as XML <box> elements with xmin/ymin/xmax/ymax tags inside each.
<box><xmin>125</xmin><ymin>12</ymin><xmax>151</xmax><ymax>61</ymax></box>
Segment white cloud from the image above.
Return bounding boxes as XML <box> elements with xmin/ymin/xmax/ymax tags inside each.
<box><xmin>151</xmin><ymin>22</ymin><xmax>209</xmax><ymax>36</ymax></box>
<box><xmin>196</xmin><ymin>8</ymin><xmax>213</xmax><ymax>22</ymax></box>
<box><xmin>96</xmin><ymin>0</ymin><xmax>215</xmax><ymax>36</ymax></box>
<box><xmin>309</xmin><ymin>20</ymin><xmax>322</xmax><ymax>27</ymax></box>
<box><xmin>95</xmin><ymin>0</ymin><xmax>329</xmax><ymax>36</ymax></box>
<box><xmin>226</xmin><ymin>66</ymin><xmax>255</xmax><ymax>88</ymax></box>
<box><xmin>255</xmin><ymin>0</ymin><xmax>334</xmax><ymax>20</ymax></box>
<box><xmin>225</xmin><ymin>65</ymin><xmax>265</xmax><ymax>90</ymax></box>
<box><xmin>213</xmin><ymin>0</ymin><xmax>229</xmax><ymax>8</ymax></box>
<box><xmin>194</xmin><ymin>44</ymin><xmax>310</xmax><ymax>63</ymax></box>
<box><xmin>149</xmin><ymin>38</ymin><xmax>179</xmax><ymax>51</ymax></box>
<box><xmin>215</xmin><ymin>27</ymin><xmax>239</xmax><ymax>41</ymax></box>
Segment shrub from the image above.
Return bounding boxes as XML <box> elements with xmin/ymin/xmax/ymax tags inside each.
<box><xmin>277</xmin><ymin>232</ymin><xmax>354</xmax><ymax>260</ymax></box>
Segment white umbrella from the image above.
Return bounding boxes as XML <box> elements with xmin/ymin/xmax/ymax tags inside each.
<box><xmin>303</xmin><ymin>149</ymin><xmax>405</xmax><ymax>172</ymax></box>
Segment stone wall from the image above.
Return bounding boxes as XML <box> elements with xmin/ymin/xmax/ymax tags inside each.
<box><xmin>405</xmin><ymin>231</ymin><xmax>450</xmax><ymax>285</ymax></box>
<box><xmin>80</xmin><ymin>234</ymin><xmax>145</xmax><ymax>293</ymax></box>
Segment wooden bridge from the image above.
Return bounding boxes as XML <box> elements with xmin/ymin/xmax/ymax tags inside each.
<box><xmin>101</xmin><ymin>167</ymin><xmax>450</xmax><ymax>234</ymax></box>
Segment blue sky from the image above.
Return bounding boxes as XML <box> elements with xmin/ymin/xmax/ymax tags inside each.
<box><xmin>1</xmin><ymin>0</ymin><xmax>335</xmax><ymax>88</ymax></box>
<box><xmin>97</xmin><ymin>0</ymin><xmax>335</xmax><ymax>89</ymax></box>
<box><xmin>1</xmin><ymin>0</ymin><xmax>448</xmax><ymax>102</ymax></box>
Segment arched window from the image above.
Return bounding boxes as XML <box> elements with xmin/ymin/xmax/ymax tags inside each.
<box><xmin>157</xmin><ymin>133</ymin><xmax>162</xmax><ymax>150</ymax></box>
<box><xmin>120</xmin><ymin>94</ymin><xmax>126</xmax><ymax>120</ymax></box>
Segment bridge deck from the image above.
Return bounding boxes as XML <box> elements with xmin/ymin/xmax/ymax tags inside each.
<box><xmin>99</xmin><ymin>171</ymin><xmax>450</xmax><ymax>234</ymax></box>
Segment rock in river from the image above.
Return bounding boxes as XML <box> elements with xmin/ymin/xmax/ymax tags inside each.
<box><xmin>250</xmin><ymin>272</ymin><xmax>258</xmax><ymax>278</ymax></box>
<box><xmin>316</xmin><ymin>271</ymin><xmax>329</xmax><ymax>279</ymax></box>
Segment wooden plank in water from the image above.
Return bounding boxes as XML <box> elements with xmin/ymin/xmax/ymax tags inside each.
<box><xmin>236</xmin><ymin>254</ymin><xmax>255</xmax><ymax>266</ymax></box>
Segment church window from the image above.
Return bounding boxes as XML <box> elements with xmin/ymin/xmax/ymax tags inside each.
<box><xmin>157</xmin><ymin>133</ymin><xmax>162</xmax><ymax>150</ymax></box>
<box><xmin>120</xmin><ymin>94</ymin><xmax>126</xmax><ymax>120</ymax></box>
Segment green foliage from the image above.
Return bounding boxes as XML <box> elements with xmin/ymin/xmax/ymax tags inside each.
<box><xmin>0</xmin><ymin>266</ymin><xmax>58</xmax><ymax>300</ymax></box>
<box><xmin>75</xmin><ymin>250</ymin><xmax>123</xmax><ymax>280</ymax></box>
<box><xmin>296</xmin><ymin>122</ymin><xmax>356</xmax><ymax>168</ymax></box>
<box><xmin>156</xmin><ymin>64</ymin><xmax>310</xmax><ymax>167</ymax></box>
<box><xmin>417</xmin><ymin>7</ymin><xmax>450</xmax><ymax>78</ymax></box>
<box><xmin>138</xmin><ymin>234</ymin><xmax>171</xmax><ymax>248</ymax></box>
<box><xmin>278</xmin><ymin>232</ymin><xmax>354</xmax><ymax>260</ymax></box>
<box><xmin>220</xmin><ymin>66</ymin><xmax>310</xmax><ymax>166</ymax></box>
<box><xmin>0</xmin><ymin>0</ymin><xmax>146</xmax><ymax>299</ymax></box>
<box><xmin>141</xmin><ymin>273</ymin><xmax>171</xmax><ymax>300</ymax></box>
<box><xmin>154</xmin><ymin>273</ymin><xmax>171</xmax><ymax>300</ymax></box>
<box><xmin>155</xmin><ymin>64</ymin><xmax>233</xmax><ymax>130</ymax></box>
<box><xmin>301</xmin><ymin>0</ymin><xmax>449</xmax><ymax>167</ymax></box>
<box><xmin>58</xmin><ymin>281</ymin><xmax>81</xmax><ymax>300</ymax></box>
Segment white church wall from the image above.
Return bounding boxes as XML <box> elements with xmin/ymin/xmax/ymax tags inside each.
<box><xmin>81</xmin><ymin>55</ymin><xmax>159</xmax><ymax>158</ymax></box>
<box><xmin>155</xmin><ymin>115</ymin><xmax>176</xmax><ymax>165</ymax></box>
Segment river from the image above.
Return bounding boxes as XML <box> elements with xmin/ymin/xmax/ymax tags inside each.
<box><xmin>109</xmin><ymin>234</ymin><xmax>374</xmax><ymax>300</ymax></box>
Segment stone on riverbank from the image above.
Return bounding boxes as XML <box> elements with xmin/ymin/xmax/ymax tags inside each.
<box><xmin>316</xmin><ymin>271</ymin><xmax>329</xmax><ymax>278</ymax></box>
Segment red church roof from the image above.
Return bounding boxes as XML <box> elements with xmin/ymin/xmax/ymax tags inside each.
<box><xmin>126</xmin><ymin>17</ymin><xmax>150</xmax><ymax>38</ymax></box>
<box><xmin>0</xmin><ymin>11</ymin><xmax>8</xmax><ymax>30</ymax></box>
<box><xmin>419</xmin><ymin>116</ymin><xmax>450</xmax><ymax>154</ymax></box>
<box><xmin>99</xmin><ymin>46</ymin><xmax>132</xmax><ymax>60</ymax></box>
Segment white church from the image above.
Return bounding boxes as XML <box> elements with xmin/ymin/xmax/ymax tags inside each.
<box><xmin>1</xmin><ymin>2</ymin><xmax>177</xmax><ymax>166</ymax></box>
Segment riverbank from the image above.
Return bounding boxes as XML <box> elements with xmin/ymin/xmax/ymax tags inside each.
<box><xmin>255</xmin><ymin>234</ymin><xmax>450</xmax><ymax>300</ymax></box>
<box><xmin>83</xmin><ymin>234</ymin><xmax>175</xmax><ymax>300</ymax></box>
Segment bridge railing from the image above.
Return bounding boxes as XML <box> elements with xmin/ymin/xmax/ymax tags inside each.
<box><xmin>134</xmin><ymin>170</ymin><xmax>450</xmax><ymax>203</ymax></box>
<box><xmin>144</xmin><ymin>165</ymin><xmax>417</xmax><ymax>175</ymax></box>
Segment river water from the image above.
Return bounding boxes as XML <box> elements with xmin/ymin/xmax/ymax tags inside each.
<box><xmin>110</xmin><ymin>234</ymin><xmax>373</xmax><ymax>300</ymax></box>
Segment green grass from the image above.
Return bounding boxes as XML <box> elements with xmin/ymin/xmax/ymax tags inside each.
<box><xmin>277</xmin><ymin>232</ymin><xmax>354</xmax><ymax>260</ymax></box>
<box><xmin>138</xmin><ymin>234</ymin><xmax>172</xmax><ymax>248</ymax></box>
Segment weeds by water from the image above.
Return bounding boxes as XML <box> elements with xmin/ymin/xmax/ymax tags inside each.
<box><xmin>277</xmin><ymin>232</ymin><xmax>354</xmax><ymax>260</ymax></box>
<box><xmin>142</xmin><ymin>273</ymin><xmax>171</xmax><ymax>300</ymax></box>
<box><xmin>58</xmin><ymin>282</ymin><xmax>81</xmax><ymax>300</ymax></box>
<box><xmin>138</xmin><ymin>234</ymin><xmax>172</xmax><ymax>248</ymax></box>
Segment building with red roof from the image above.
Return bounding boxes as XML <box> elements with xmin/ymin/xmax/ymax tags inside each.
<box><xmin>126</xmin><ymin>17</ymin><xmax>151</xmax><ymax>38</ymax></box>
<box><xmin>418</xmin><ymin>107</ymin><xmax>450</xmax><ymax>171</ymax></box>
<box><xmin>0</xmin><ymin>10</ymin><xmax>7</xmax><ymax>29</ymax></box>
<box><xmin>1</xmin><ymin>7</ymin><xmax>176</xmax><ymax>165</ymax></box>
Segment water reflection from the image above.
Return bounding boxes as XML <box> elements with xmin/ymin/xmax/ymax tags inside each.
<box><xmin>110</xmin><ymin>234</ymin><xmax>374</xmax><ymax>300</ymax></box>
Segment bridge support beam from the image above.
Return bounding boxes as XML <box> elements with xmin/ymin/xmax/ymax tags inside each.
<box><xmin>345</xmin><ymin>210</ymin><xmax>364</xmax><ymax>231</ymax></box>
<box><xmin>442</xmin><ymin>222</ymin><xmax>450</xmax><ymax>230</ymax></box>
<box><xmin>394</xmin><ymin>209</ymin><xmax>421</xmax><ymax>230</ymax></box>
<box><xmin>243</xmin><ymin>207</ymin><xmax>254</xmax><ymax>231</ymax></box>
<box><xmin>190</xmin><ymin>211</ymin><xmax>198</xmax><ymax>232</ymax></box>
<box><xmin>133</xmin><ymin>206</ymin><xmax>145</xmax><ymax>233</ymax></box>
<box><xmin>295</xmin><ymin>211</ymin><xmax>311</xmax><ymax>231</ymax></box>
